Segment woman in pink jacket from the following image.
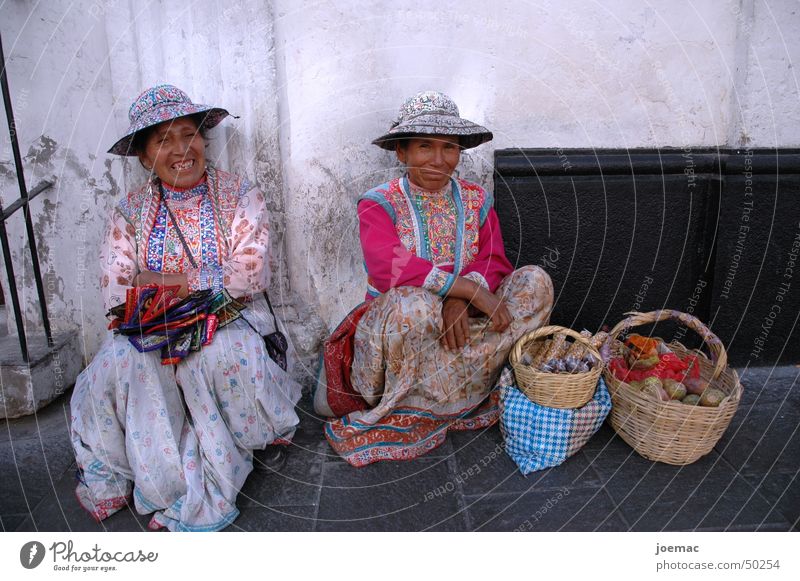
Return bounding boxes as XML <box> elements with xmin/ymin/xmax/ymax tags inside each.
<box><xmin>317</xmin><ymin>91</ymin><xmax>554</xmax><ymax>466</ymax></box>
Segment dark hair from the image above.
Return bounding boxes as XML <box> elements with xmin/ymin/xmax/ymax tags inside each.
<box><xmin>131</xmin><ymin>112</ymin><xmax>210</xmax><ymax>155</ymax></box>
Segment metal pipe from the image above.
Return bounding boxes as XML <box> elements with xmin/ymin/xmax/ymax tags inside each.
<box><xmin>0</xmin><ymin>31</ymin><xmax>53</xmax><ymax>352</ymax></box>
<box><xmin>0</xmin><ymin>211</ymin><xmax>28</xmax><ymax>362</ymax></box>
<box><xmin>3</xmin><ymin>179</ymin><xmax>53</xmax><ymax>220</ymax></box>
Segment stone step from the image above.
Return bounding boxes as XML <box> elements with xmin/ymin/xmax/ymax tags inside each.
<box><xmin>0</xmin><ymin>331</ymin><xmax>83</xmax><ymax>420</ymax></box>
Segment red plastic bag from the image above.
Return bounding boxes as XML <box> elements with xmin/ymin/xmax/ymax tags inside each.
<box><xmin>609</xmin><ymin>352</ymin><xmax>701</xmax><ymax>383</ymax></box>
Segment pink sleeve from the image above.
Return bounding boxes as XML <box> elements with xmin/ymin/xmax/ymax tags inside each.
<box><xmin>99</xmin><ymin>208</ymin><xmax>139</xmax><ymax>313</ymax></box>
<box><xmin>187</xmin><ymin>185</ymin><xmax>271</xmax><ymax>298</ymax></box>
<box><xmin>460</xmin><ymin>207</ymin><xmax>513</xmax><ymax>293</ymax></box>
<box><xmin>358</xmin><ymin>199</ymin><xmax>456</xmax><ymax>295</ymax></box>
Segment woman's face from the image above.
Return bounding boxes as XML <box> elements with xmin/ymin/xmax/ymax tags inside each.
<box><xmin>138</xmin><ymin>116</ymin><xmax>206</xmax><ymax>188</ymax></box>
<box><xmin>396</xmin><ymin>135</ymin><xmax>460</xmax><ymax>191</ymax></box>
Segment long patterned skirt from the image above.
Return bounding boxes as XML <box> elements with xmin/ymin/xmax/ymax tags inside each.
<box><xmin>70</xmin><ymin>317</ymin><xmax>302</xmax><ymax>531</ymax></box>
<box><xmin>325</xmin><ymin>265</ymin><xmax>554</xmax><ymax>466</ymax></box>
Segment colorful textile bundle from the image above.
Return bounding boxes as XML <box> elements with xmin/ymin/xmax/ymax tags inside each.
<box><xmin>107</xmin><ymin>285</ymin><xmax>246</xmax><ymax>365</ymax></box>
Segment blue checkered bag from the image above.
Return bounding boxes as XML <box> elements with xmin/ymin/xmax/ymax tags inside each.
<box><xmin>497</xmin><ymin>366</ymin><xmax>611</xmax><ymax>475</ymax></box>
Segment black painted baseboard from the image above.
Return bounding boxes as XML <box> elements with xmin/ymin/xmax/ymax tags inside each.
<box><xmin>494</xmin><ymin>148</ymin><xmax>800</xmax><ymax>365</ymax></box>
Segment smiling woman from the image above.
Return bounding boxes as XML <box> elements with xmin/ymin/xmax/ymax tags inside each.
<box><xmin>316</xmin><ymin>91</ymin><xmax>555</xmax><ymax>466</ymax></box>
<box><xmin>137</xmin><ymin>116</ymin><xmax>207</xmax><ymax>189</ymax></box>
<box><xmin>395</xmin><ymin>135</ymin><xmax>461</xmax><ymax>191</ymax></box>
<box><xmin>68</xmin><ymin>85</ymin><xmax>302</xmax><ymax>532</ymax></box>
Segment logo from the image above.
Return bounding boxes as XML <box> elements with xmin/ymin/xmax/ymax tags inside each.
<box><xmin>20</xmin><ymin>541</ymin><xmax>46</xmax><ymax>569</ymax></box>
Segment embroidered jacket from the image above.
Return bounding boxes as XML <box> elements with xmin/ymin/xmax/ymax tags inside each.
<box><xmin>358</xmin><ymin>176</ymin><xmax>512</xmax><ymax>300</ymax></box>
<box><xmin>100</xmin><ymin>167</ymin><xmax>270</xmax><ymax>311</ymax></box>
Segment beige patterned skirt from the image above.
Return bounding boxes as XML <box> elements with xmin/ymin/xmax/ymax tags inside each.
<box><xmin>325</xmin><ymin>265</ymin><xmax>554</xmax><ymax>466</ymax></box>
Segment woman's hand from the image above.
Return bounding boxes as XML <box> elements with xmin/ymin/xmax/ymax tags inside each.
<box><xmin>441</xmin><ymin>297</ymin><xmax>471</xmax><ymax>351</ymax></box>
<box><xmin>443</xmin><ymin>276</ymin><xmax>513</xmax><ymax>335</ymax></box>
<box><xmin>470</xmin><ymin>287</ymin><xmax>513</xmax><ymax>333</ymax></box>
<box><xmin>134</xmin><ymin>270</ymin><xmax>190</xmax><ymax>298</ymax></box>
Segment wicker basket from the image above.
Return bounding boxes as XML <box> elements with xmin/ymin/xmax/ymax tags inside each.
<box><xmin>603</xmin><ymin>310</ymin><xmax>743</xmax><ymax>465</ymax></box>
<box><xmin>509</xmin><ymin>325</ymin><xmax>603</xmax><ymax>409</ymax></box>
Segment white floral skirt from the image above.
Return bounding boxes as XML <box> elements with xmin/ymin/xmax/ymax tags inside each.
<box><xmin>70</xmin><ymin>318</ymin><xmax>302</xmax><ymax>531</ymax></box>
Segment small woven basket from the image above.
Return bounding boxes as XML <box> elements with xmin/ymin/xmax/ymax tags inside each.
<box><xmin>603</xmin><ymin>310</ymin><xmax>743</xmax><ymax>465</ymax></box>
<box><xmin>509</xmin><ymin>325</ymin><xmax>603</xmax><ymax>409</ymax></box>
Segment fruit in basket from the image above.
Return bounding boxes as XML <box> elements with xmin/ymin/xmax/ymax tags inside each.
<box><xmin>684</xmin><ymin>377</ymin><xmax>709</xmax><ymax>396</ymax></box>
<box><xmin>642</xmin><ymin>376</ymin><xmax>662</xmax><ymax>390</ymax></box>
<box><xmin>681</xmin><ymin>394</ymin><xmax>701</xmax><ymax>405</ymax></box>
<box><xmin>624</xmin><ymin>334</ymin><xmax>660</xmax><ymax>355</ymax></box>
<box><xmin>662</xmin><ymin>379</ymin><xmax>687</xmax><ymax>400</ymax></box>
<box><xmin>642</xmin><ymin>383</ymin><xmax>670</xmax><ymax>402</ymax></box>
<box><xmin>624</xmin><ymin>334</ymin><xmax>661</xmax><ymax>370</ymax></box>
<box><xmin>628</xmin><ymin>380</ymin><xmax>644</xmax><ymax>390</ymax></box>
<box><xmin>699</xmin><ymin>388</ymin><xmax>726</xmax><ymax>407</ymax></box>
<box><xmin>629</xmin><ymin>354</ymin><xmax>660</xmax><ymax>370</ymax></box>
<box><xmin>641</xmin><ymin>376</ymin><xmax>669</xmax><ymax>401</ymax></box>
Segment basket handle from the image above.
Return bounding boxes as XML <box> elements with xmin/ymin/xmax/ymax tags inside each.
<box><xmin>607</xmin><ymin>310</ymin><xmax>728</xmax><ymax>381</ymax></box>
<box><xmin>511</xmin><ymin>325</ymin><xmax>603</xmax><ymax>365</ymax></box>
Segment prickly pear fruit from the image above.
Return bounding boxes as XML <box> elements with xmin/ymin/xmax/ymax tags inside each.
<box><xmin>681</xmin><ymin>394</ymin><xmax>701</xmax><ymax>405</ymax></box>
<box><xmin>699</xmin><ymin>388</ymin><xmax>726</xmax><ymax>407</ymax></box>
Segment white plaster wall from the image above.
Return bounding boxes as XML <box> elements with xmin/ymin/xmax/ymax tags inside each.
<box><xmin>0</xmin><ymin>1</ymin><xmax>119</xmax><ymax>359</ymax></box>
<box><xmin>1</xmin><ymin>0</ymin><xmax>798</xmax><ymax>375</ymax></box>
<box><xmin>730</xmin><ymin>0</ymin><xmax>800</xmax><ymax>146</ymax></box>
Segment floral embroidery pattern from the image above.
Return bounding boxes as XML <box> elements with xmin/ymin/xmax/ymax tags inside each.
<box><xmin>362</xmin><ymin>177</ymin><xmax>486</xmax><ymax>272</ymax></box>
<box><xmin>145</xmin><ymin>181</ymin><xmax>221</xmax><ymax>274</ymax></box>
<box><xmin>101</xmin><ymin>168</ymin><xmax>266</xmax><ymax>306</ymax></box>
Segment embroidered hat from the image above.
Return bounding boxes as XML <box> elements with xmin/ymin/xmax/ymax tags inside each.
<box><xmin>372</xmin><ymin>91</ymin><xmax>493</xmax><ymax>150</ymax></box>
<box><xmin>107</xmin><ymin>84</ymin><xmax>232</xmax><ymax>156</ymax></box>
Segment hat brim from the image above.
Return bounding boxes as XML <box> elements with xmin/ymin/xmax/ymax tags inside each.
<box><xmin>107</xmin><ymin>105</ymin><xmax>231</xmax><ymax>156</ymax></box>
<box><xmin>372</xmin><ymin>113</ymin><xmax>493</xmax><ymax>150</ymax></box>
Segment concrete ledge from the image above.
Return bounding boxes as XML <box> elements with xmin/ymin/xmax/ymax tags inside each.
<box><xmin>0</xmin><ymin>332</ymin><xmax>82</xmax><ymax>419</ymax></box>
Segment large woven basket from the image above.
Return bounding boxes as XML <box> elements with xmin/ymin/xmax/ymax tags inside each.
<box><xmin>509</xmin><ymin>325</ymin><xmax>603</xmax><ymax>409</ymax></box>
<box><xmin>603</xmin><ymin>310</ymin><xmax>743</xmax><ymax>465</ymax></box>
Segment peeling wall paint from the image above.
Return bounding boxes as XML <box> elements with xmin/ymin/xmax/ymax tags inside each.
<box><xmin>0</xmin><ymin>0</ymin><xmax>120</xmax><ymax>364</ymax></box>
<box><xmin>1</xmin><ymin>0</ymin><xmax>798</xmax><ymax>386</ymax></box>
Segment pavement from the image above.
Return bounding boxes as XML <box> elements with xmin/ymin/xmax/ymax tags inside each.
<box><xmin>1</xmin><ymin>365</ymin><xmax>797</xmax><ymax>532</ymax></box>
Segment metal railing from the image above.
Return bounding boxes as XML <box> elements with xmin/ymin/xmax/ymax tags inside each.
<box><xmin>0</xmin><ymin>31</ymin><xmax>54</xmax><ymax>362</ymax></box>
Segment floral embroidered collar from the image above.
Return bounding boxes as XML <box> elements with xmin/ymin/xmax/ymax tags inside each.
<box><xmin>159</xmin><ymin>174</ymin><xmax>209</xmax><ymax>201</ymax></box>
<box><xmin>405</xmin><ymin>175</ymin><xmax>453</xmax><ymax>198</ymax></box>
